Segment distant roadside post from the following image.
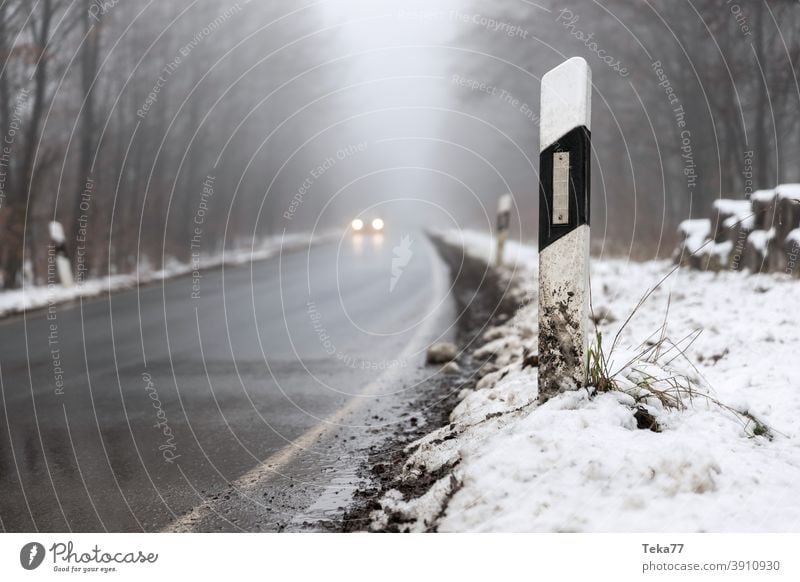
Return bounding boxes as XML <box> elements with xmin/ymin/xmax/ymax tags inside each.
<box><xmin>495</xmin><ymin>193</ymin><xmax>512</xmax><ymax>267</ymax></box>
<box><xmin>49</xmin><ymin>221</ymin><xmax>74</xmax><ymax>287</ymax></box>
<box><xmin>538</xmin><ymin>57</ymin><xmax>591</xmax><ymax>403</ymax></box>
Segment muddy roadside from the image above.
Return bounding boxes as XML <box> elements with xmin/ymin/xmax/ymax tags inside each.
<box><xmin>337</xmin><ymin>233</ymin><xmax>519</xmax><ymax>532</ymax></box>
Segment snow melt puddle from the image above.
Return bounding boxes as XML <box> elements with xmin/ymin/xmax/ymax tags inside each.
<box><xmin>289</xmin><ymin>461</ymin><xmax>368</xmax><ymax>527</ymax></box>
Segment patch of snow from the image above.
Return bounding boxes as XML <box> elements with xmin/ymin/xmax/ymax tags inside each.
<box><xmin>373</xmin><ymin>229</ymin><xmax>800</xmax><ymax>532</ymax></box>
<box><xmin>747</xmin><ymin>229</ymin><xmax>774</xmax><ymax>253</ymax></box>
<box><xmin>371</xmin><ymin>475</ymin><xmax>459</xmax><ymax>533</ymax></box>
<box><xmin>678</xmin><ymin>219</ymin><xmax>710</xmax><ymax>253</ymax></box>
<box><xmin>0</xmin><ymin>232</ymin><xmax>334</xmax><ymax>318</ymax></box>
<box><xmin>751</xmin><ymin>189</ymin><xmax>776</xmax><ymax>203</ymax></box>
<box><xmin>722</xmin><ymin>213</ymin><xmax>754</xmax><ymax>231</ymax></box>
<box><xmin>776</xmin><ymin>183</ymin><xmax>800</xmax><ymax>201</ymax></box>
<box><xmin>436</xmin><ymin>228</ymin><xmax>539</xmax><ymax>270</ymax></box>
<box><xmin>712</xmin><ymin>199</ymin><xmax>750</xmax><ymax>217</ymax></box>
<box><xmin>710</xmin><ymin>240</ymin><xmax>732</xmax><ymax>260</ymax></box>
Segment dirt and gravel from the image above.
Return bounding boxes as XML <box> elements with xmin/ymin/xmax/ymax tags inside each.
<box><xmin>338</xmin><ymin>234</ymin><xmax>519</xmax><ymax>532</ymax></box>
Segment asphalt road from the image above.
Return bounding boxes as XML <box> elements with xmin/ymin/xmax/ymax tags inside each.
<box><xmin>0</xmin><ymin>232</ymin><xmax>455</xmax><ymax>532</ymax></box>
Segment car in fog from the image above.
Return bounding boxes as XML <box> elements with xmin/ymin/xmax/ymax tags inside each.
<box><xmin>350</xmin><ymin>217</ymin><xmax>384</xmax><ymax>234</ymax></box>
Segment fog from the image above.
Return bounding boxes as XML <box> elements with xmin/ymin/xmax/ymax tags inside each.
<box><xmin>1</xmin><ymin>0</ymin><xmax>798</xmax><ymax>286</ymax></box>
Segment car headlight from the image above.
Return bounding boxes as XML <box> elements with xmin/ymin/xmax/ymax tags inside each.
<box><xmin>351</xmin><ymin>218</ymin><xmax>364</xmax><ymax>231</ymax></box>
<box><xmin>371</xmin><ymin>218</ymin><xmax>384</xmax><ymax>231</ymax></box>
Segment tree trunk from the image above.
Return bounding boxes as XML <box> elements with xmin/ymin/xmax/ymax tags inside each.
<box><xmin>752</xmin><ymin>6</ymin><xmax>772</xmax><ymax>189</ymax></box>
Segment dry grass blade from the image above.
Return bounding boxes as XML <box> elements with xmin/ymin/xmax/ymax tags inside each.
<box><xmin>584</xmin><ymin>229</ymin><xmax>778</xmax><ymax>440</ymax></box>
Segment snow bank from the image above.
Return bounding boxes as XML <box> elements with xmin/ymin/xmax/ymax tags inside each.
<box><xmin>0</xmin><ymin>232</ymin><xmax>332</xmax><ymax>318</ymax></box>
<box><xmin>372</xmin><ymin>230</ymin><xmax>800</xmax><ymax>532</ymax></box>
<box><xmin>439</xmin><ymin>228</ymin><xmax>538</xmax><ymax>267</ymax></box>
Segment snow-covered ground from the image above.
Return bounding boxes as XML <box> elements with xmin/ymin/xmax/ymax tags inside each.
<box><xmin>0</xmin><ymin>232</ymin><xmax>333</xmax><ymax>318</ymax></box>
<box><xmin>371</xmin><ymin>230</ymin><xmax>800</xmax><ymax>532</ymax></box>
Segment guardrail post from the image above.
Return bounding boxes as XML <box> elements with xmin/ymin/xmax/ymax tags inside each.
<box><xmin>538</xmin><ymin>57</ymin><xmax>591</xmax><ymax>403</ymax></box>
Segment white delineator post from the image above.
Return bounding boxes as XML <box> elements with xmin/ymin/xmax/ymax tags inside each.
<box><xmin>538</xmin><ymin>57</ymin><xmax>591</xmax><ymax>403</ymax></box>
<box><xmin>49</xmin><ymin>221</ymin><xmax>74</xmax><ymax>287</ymax></box>
<box><xmin>495</xmin><ymin>193</ymin><xmax>512</xmax><ymax>267</ymax></box>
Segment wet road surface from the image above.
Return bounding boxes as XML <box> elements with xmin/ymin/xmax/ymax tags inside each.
<box><xmin>0</xmin><ymin>233</ymin><xmax>455</xmax><ymax>532</ymax></box>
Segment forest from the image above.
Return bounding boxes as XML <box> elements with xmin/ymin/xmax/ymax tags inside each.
<box><xmin>1</xmin><ymin>0</ymin><xmax>798</xmax><ymax>287</ymax></box>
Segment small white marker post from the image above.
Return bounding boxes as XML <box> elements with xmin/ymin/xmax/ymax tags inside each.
<box><xmin>538</xmin><ymin>57</ymin><xmax>591</xmax><ymax>403</ymax></box>
<box><xmin>495</xmin><ymin>193</ymin><xmax>512</xmax><ymax>267</ymax></box>
<box><xmin>49</xmin><ymin>221</ymin><xmax>74</xmax><ymax>287</ymax></box>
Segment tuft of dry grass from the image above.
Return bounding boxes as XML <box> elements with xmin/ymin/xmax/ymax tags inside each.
<box><xmin>586</xmin><ymin>249</ymin><xmax>775</xmax><ymax>440</ymax></box>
